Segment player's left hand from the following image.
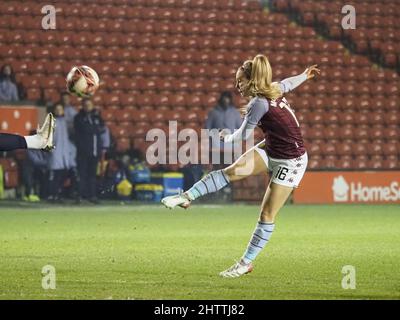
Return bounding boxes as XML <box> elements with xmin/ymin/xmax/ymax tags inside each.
<box><xmin>304</xmin><ymin>65</ymin><xmax>321</xmax><ymax>79</ymax></box>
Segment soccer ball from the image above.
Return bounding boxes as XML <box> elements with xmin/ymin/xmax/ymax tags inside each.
<box><xmin>66</xmin><ymin>65</ymin><xmax>99</xmax><ymax>98</ymax></box>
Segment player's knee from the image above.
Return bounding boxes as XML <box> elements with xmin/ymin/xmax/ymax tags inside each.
<box><xmin>223</xmin><ymin>169</ymin><xmax>236</xmax><ymax>181</ymax></box>
<box><xmin>224</xmin><ymin>163</ymin><xmax>253</xmax><ymax>181</ymax></box>
<box><xmin>260</xmin><ymin>208</ymin><xmax>276</xmax><ymax>222</ymax></box>
<box><xmin>223</xmin><ymin>167</ymin><xmax>243</xmax><ymax>182</ymax></box>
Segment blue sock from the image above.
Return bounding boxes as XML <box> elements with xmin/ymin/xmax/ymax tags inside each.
<box><xmin>186</xmin><ymin>170</ymin><xmax>230</xmax><ymax>200</ymax></box>
<box><xmin>242</xmin><ymin>221</ymin><xmax>275</xmax><ymax>264</ymax></box>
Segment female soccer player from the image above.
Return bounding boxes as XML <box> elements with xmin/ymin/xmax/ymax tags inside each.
<box><xmin>0</xmin><ymin>113</ymin><xmax>55</xmax><ymax>152</ymax></box>
<box><xmin>162</xmin><ymin>54</ymin><xmax>320</xmax><ymax>278</ymax></box>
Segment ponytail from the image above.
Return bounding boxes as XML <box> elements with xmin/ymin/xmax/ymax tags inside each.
<box><xmin>241</xmin><ymin>54</ymin><xmax>282</xmax><ymax>100</ymax></box>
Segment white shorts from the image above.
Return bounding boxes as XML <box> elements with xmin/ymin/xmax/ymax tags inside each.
<box><xmin>254</xmin><ymin>147</ymin><xmax>308</xmax><ymax>189</ymax></box>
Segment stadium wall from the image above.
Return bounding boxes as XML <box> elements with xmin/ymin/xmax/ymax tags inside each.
<box><xmin>0</xmin><ymin>104</ymin><xmax>40</xmax><ymax>136</ymax></box>
<box><xmin>293</xmin><ymin>171</ymin><xmax>400</xmax><ymax>204</ymax></box>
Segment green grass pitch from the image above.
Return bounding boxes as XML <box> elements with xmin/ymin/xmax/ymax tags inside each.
<box><xmin>0</xmin><ymin>203</ymin><xmax>399</xmax><ymax>299</ymax></box>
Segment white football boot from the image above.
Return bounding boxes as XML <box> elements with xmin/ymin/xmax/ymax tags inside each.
<box><xmin>161</xmin><ymin>191</ymin><xmax>191</xmax><ymax>209</ymax></box>
<box><xmin>37</xmin><ymin>113</ymin><xmax>56</xmax><ymax>151</ymax></box>
<box><xmin>219</xmin><ymin>260</ymin><xmax>254</xmax><ymax>278</ymax></box>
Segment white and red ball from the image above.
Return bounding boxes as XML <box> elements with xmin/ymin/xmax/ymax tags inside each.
<box><xmin>66</xmin><ymin>65</ymin><xmax>99</xmax><ymax>98</ymax></box>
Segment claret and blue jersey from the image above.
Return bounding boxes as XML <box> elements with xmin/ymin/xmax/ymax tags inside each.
<box><xmin>224</xmin><ymin>72</ymin><xmax>308</xmax><ymax>159</ymax></box>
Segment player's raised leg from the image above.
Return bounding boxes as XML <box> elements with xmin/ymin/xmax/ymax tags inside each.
<box><xmin>219</xmin><ymin>182</ymin><xmax>293</xmax><ymax>277</ymax></box>
<box><xmin>0</xmin><ymin>113</ymin><xmax>56</xmax><ymax>152</ymax></box>
<box><xmin>0</xmin><ymin>133</ymin><xmax>28</xmax><ymax>151</ymax></box>
<box><xmin>25</xmin><ymin>113</ymin><xmax>56</xmax><ymax>151</ymax></box>
<box><xmin>161</xmin><ymin>144</ymin><xmax>268</xmax><ymax>209</ymax></box>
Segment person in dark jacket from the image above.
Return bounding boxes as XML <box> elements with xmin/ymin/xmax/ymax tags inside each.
<box><xmin>205</xmin><ymin>91</ymin><xmax>242</xmax><ymax>136</ymax></box>
<box><xmin>74</xmin><ymin>98</ymin><xmax>106</xmax><ymax>203</ymax></box>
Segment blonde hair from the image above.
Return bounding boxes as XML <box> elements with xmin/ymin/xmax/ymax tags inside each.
<box><xmin>239</xmin><ymin>54</ymin><xmax>282</xmax><ymax>100</ymax></box>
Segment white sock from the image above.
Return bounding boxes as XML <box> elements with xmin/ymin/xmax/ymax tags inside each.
<box><xmin>24</xmin><ymin>135</ymin><xmax>44</xmax><ymax>149</ymax></box>
<box><xmin>186</xmin><ymin>170</ymin><xmax>230</xmax><ymax>200</ymax></box>
<box><xmin>242</xmin><ymin>221</ymin><xmax>275</xmax><ymax>264</ymax></box>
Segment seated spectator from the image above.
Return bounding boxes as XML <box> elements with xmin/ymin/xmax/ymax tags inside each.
<box><xmin>0</xmin><ymin>64</ymin><xmax>19</xmax><ymax>102</ymax></box>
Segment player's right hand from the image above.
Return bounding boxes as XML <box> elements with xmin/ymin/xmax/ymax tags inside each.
<box><xmin>218</xmin><ymin>128</ymin><xmax>231</xmax><ymax>141</ymax></box>
<box><xmin>239</xmin><ymin>107</ymin><xmax>248</xmax><ymax>118</ymax></box>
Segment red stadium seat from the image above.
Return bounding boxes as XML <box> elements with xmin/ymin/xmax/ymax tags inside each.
<box><xmin>366</xmin><ymin>143</ymin><xmax>384</xmax><ymax>156</ymax></box>
<box><xmin>308</xmin><ymin>142</ymin><xmax>322</xmax><ymax>157</ymax></box>
<box><xmin>43</xmin><ymin>89</ymin><xmax>59</xmax><ymax>103</ymax></box>
<box><xmin>118</xmin><ymin>94</ymin><xmax>135</xmax><ymax>107</ymax></box>
<box><xmin>307</xmin><ymin>157</ymin><xmax>321</xmax><ymax>170</ymax></box>
<box><xmin>383</xmin><ymin>127</ymin><xmax>399</xmax><ymax>140</ymax></box>
<box><xmin>135</xmin><ymin>95</ymin><xmax>155</xmax><ymax>108</ymax></box>
<box><xmin>338</xmin><ymin>156</ymin><xmax>353</xmax><ymax>169</ymax></box>
<box><xmin>338</xmin><ymin>125</ymin><xmax>354</xmax><ymax>141</ymax></box>
<box><xmin>101</xmin><ymin>110</ymin><xmax>116</xmax><ymax>122</ymax></box>
<box><xmin>368</xmin><ymin>126</ymin><xmax>384</xmax><ymax>140</ymax></box>
<box><xmin>201</xmin><ymin>95</ymin><xmax>218</xmax><ymax>109</ymax></box>
<box><xmin>336</xmin><ymin>143</ymin><xmax>352</xmax><ymax>156</ymax></box>
<box><xmin>354</xmin><ymin>126</ymin><xmax>369</xmax><ymax>140</ymax></box>
<box><xmin>383</xmin><ymin>158</ymin><xmax>399</xmax><ymax>170</ymax></box>
<box><xmin>307</xmin><ymin>126</ymin><xmax>324</xmax><ymax>140</ymax></box>
<box><xmin>384</xmin><ymin>112</ymin><xmax>399</xmax><ymax>125</ymax></box>
<box><xmin>382</xmin><ymin>143</ymin><xmax>398</xmax><ymax>156</ymax></box>
<box><xmin>320</xmin><ymin>156</ymin><xmax>337</xmax><ymax>169</ymax></box>
<box><xmin>367</xmin><ymin>159</ymin><xmax>384</xmax><ymax>169</ymax></box>
<box><xmin>322</xmin><ymin>112</ymin><xmax>339</xmax><ymax>124</ymax></box>
<box><xmin>306</xmin><ymin>112</ymin><xmax>324</xmax><ymax>125</ymax></box>
<box><xmin>115</xmin><ymin>109</ymin><xmax>133</xmax><ymax>123</ymax></box>
<box><xmin>323</xmin><ymin>125</ymin><xmax>339</xmax><ymax>140</ymax></box>
<box><xmin>353</xmin><ymin>143</ymin><xmax>368</xmax><ymax>157</ymax></box>
<box><xmin>339</xmin><ymin>112</ymin><xmax>357</xmax><ymax>125</ymax></box>
<box><xmin>354</xmin><ymin>156</ymin><xmax>369</xmax><ymax>170</ymax></box>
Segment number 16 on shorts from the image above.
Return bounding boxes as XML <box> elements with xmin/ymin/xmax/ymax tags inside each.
<box><xmin>275</xmin><ymin>166</ymin><xmax>289</xmax><ymax>181</ymax></box>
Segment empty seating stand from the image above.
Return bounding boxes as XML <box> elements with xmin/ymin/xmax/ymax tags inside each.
<box><xmin>271</xmin><ymin>0</ymin><xmax>400</xmax><ymax>70</ymax></box>
<box><xmin>0</xmin><ymin>0</ymin><xmax>398</xmax><ymax>173</ymax></box>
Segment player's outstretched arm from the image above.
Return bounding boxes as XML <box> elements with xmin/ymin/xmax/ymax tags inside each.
<box><xmin>279</xmin><ymin>65</ymin><xmax>321</xmax><ymax>93</ymax></box>
<box><xmin>220</xmin><ymin>98</ymin><xmax>268</xmax><ymax>143</ymax></box>
<box><xmin>219</xmin><ymin>117</ymin><xmax>257</xmax><ymax>143</ymax></box>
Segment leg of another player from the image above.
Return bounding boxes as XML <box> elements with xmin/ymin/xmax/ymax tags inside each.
<box><xmin>24</xmin><ymin>113</ymin><xmax>55</xmax><ymax>151</ymax></box>
<box><xmin>0</xmin><ymin>133</ymin><xmax>28</xmax><ymax>151</ymax></box>
<box><xmin>0</xmin><ymin>113</ymin><xmax>55</xmax><ymax>152</ymax></box>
